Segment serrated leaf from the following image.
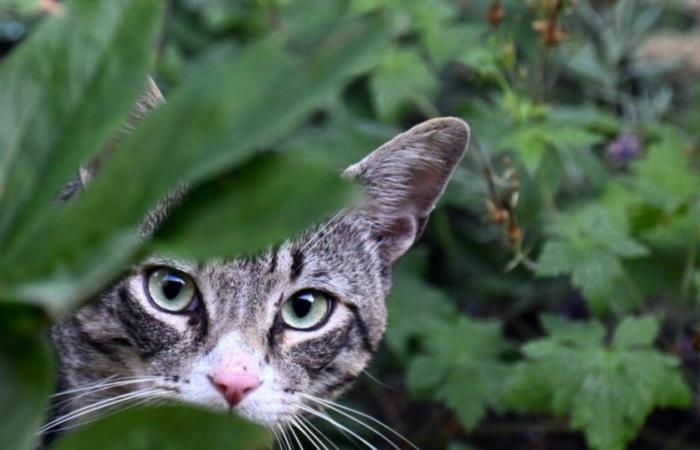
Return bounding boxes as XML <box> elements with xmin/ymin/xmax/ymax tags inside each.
<box><xmin>500</xmin><ymin>122</ymin><xmax>604</xmax><ymax>175</ymax></box>
<box><xmin>537</xmin><ymin>206</ymin><xmax>648</xmax><ymax>313</ymax></box>
<box><xmin>612</xmin><ymin>316</ymin><xmax>659</xmax><ymax>349</ymax></box>
<box><xmin>504</xmin><ymin>316</ymin><xmax>691</xmax><ymax>450</ymax></box>
<box><xmin>633</xmin><ymin>141</ymin><xmax>700</xmax><ymax>212</ymax></box>
<box><xmin>407</xmin><ymin>316</ymin><xmax>511</xmax><ymax>431</ymax></box>
<box><xmin>536</xmin><ymin>241</ymin><xmax>585</xmax><ymax>277</ymax></box>
<box><xmin>539</xmin><ymin>314</ymin><xmax>606</xmax><ymax>348</ymax></box>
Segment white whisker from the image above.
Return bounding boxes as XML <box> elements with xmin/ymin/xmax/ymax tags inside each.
<box><xmin>48</xmin><ymin>393</ymin><xmax>162</xmax><ymax>434</ymax></box>
<box><xmin>278</xmin><ymin>424</ymin><xmax>294</xmax><ymax>450</ymax></box>
<box><xmin>40</xmin><ymin>388</ymin><xmax>166</xmax><ymax>435</ymax></box>
<box><xmin>299</xmin><ymin>415</ymin><xmax>340</xmax><ymax>450</ymax></box>
<box><xmin>298</xmin><ymin>211</ymin><xmax>347</xmax><ymax>255</ymax></box>
<box><xmin>362</xmin><ymin>370</ymin><xmax>396</xmax><ymax>391</ymax></box>
<box><xmin>291</xmin><ymin>416</ymin><xmax>324</xmax><ymax>450</ymax></box>
<box><xmin>287</xmin><ymin>420</ymin><xmax>304</xmax><ymax>450</ymax></box>
<box><xmin>51</xmin><ymin>376</ymin><xmax>164</xmax><ymax>397</ymax></box>
<box><xmin>271</xmin><ymin>427</ymin><xmax>281</xmax><ymax>450</ymax></box>
<box><xmin>50</xmin><ymin>377</ymin><xmax>164</xmax><ymax>410</ymax></box>
<box><xmin>301</xmin><ymin>393</ymin><xmax>419</xmax><ymax>450</ymax></box>
<box><xmin>298</xmin><ymin>404</ymin><xmax>378</xmax><ymax>450</ymax></box>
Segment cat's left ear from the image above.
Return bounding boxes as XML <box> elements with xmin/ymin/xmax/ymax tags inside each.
<box><xmin>58</xmin><ymin>78</ymin><xmax>164</xmax><ymax>201</ymax></box>
<box><xmin>344</xmin><ymin>117</ymin><xmax>469</xmax><ymax>265</ymax></box>
<box><xmin>80</xmin><ymin>77</ymin><xmax>165</xmax><ymax>185</ymax></box>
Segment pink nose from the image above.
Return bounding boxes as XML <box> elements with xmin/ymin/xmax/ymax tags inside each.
<box><xmin>208</xmin><ymin>371</ymin><xmax>261</xmax><ymax>407</ymax></box>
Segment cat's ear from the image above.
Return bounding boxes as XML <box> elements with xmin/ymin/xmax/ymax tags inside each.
<box><xmin>80</xmin><ymin>77</ymin><xmax>165</xmax><ymax>185</ymax></box>
<box><xmin>344</xmin><ymin>117</ymin><xmax>469</xmax><ymax>265</ymax></box>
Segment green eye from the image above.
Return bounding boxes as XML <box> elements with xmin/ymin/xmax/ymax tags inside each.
<box><xmin>281</xmin><ymin>290</ymin><xmax>333</xmax><ymax>330</ymax></box>
<box><xmin>146</xmin><ymin>268</ymin><xmax>197</xmax><ymax>313</ymax></box>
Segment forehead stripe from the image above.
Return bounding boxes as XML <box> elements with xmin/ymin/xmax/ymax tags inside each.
<box><xmin>267</xmin><ymin>247</ymin><xmax>278</xmax><ymax>274</ymax></box>
<box><xmin>289</xmin><ymin>248</ymin><xmax>305</xmax><ymax>281</ymax></box>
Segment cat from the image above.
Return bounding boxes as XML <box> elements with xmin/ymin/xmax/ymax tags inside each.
<box><xmin>45</xmin><ymin>78</ymin><xmax>470</xmax><ymax>446</ymax></box>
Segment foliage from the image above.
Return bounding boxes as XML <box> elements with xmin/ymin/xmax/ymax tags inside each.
<box><xmin>2</xmin><ymin>0</ymin><xmax>700</xmax><ymax>449</ymax></box>
<box><xmin>0</xmin><ymin>0</ymin><xmax>383</xmax><ymax>447</ymax></box>
<box><xmin>408</xmin><ymin>316</ymin><xmax>511</xmax><ymax>431</ymax></box>
<box><xmin>504</xmin><ymin>315</ymin><xmax>691</xmax><ymax>450</ymax></box>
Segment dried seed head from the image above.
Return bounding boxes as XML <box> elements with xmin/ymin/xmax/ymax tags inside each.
<box><xmin>488</xmin><ymin>1</ymin><xmax>505</xmax><ymax>27</ymax></box>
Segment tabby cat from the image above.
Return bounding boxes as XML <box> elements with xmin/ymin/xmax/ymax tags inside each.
<box><xmin>45</xmin><ymin>79</ymin><xmax>470</xmax><ymax>446</ymax></box>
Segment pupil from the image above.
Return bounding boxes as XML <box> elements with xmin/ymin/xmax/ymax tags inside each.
<box><xmin>293</xmin><ymin>296</ymin><xmax>313</xmax><ymax>318</ymax></box>
<box><xmin>162</xmin><ymin>276</ymin><xmax>184</xmax><ymax>300</ymax></box>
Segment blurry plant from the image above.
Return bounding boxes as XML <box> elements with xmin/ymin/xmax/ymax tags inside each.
<box><xmin>504</xmin><ymin>315</ymin><xmax>691</xmax><ymax>450</ymax></box>
<box><xmin>408</xmin><ymin>316</ymin><xmax>512</xmax><ymax>431</ymax></box>
<box><xmin>2</xmin><ymin>0</ymin><xmax>700</xmax><ymax>449</ymax></box>
<box><xmin>0</xmin><ymin>0</ymin><xmax>390</xmax><ymax>448</ymax></box>
<box><xmin>560</xmin><ymin>0</ymin><xmax>673</xmax><ymax>122</ymax></box>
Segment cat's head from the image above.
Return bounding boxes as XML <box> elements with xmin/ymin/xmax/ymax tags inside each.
<box><xmin>52</xmin><ymin>80</ymin><xmax>469</xmax><ymax>429</ymax></box>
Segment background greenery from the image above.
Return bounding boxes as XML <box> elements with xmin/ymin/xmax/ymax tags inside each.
<box><xmin>1</xmin><ymin>0</ymin><xmax>700</xmax><ymax>449</ymax></box>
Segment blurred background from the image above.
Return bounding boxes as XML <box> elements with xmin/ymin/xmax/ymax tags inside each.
<box><xmin>3</xmin><ymin>1</ymin><xmax>700</xmax><ymax>449</ymax></box>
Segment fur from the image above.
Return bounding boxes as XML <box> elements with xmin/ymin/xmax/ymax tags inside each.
<box><xmin>45</xmin><ymin>78</ymin><xmax>470</xmax><ymax>442</ymax></box>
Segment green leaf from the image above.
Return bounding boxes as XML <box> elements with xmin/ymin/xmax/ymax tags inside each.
<box><xmin>1</xmin><ymin>13</ymin><xmax>392</xmax><ymax>317</ymax></box>
<box><xmin>0</xmin><ymin>0</ymin><xmax>163</xmax><ymax>249</ymax></box>
<box><xmin>0</xmin><ymin>305</ymin><xmax>53</xmax><ymax>450</ymax></box>
<box><xmin>423</xmin><ymin>23</ymin><xmax>486</xmax><ymax>68</ymax></box>
<box><xmin>633</xmin><ymin>140</ymin><xmax>700</xmax><ymax>212</ymax></box>
<box><xmin>53</xmin><ymin>405</ymin><xmax>269</xmax><ymax>450</ymax></box>
<box><xmin>536</xmin><ymin>240</ymin><xmax>585</xmax><ymax>277</ymax></box>
<box><xmin>612</xmin><ymin>315</ymin><xmax>659</xmax><ymax>349</ymax></box>
<box><xmin>385</xmin><ymin>252</ymin><xmax>457</xmax><ymax>357</ymax></box>
<box><xmin>370</xmin><ymin>47</ymin><xmax>437</xmax><ymax>120</ymax></box>
<box><xmin>540</xmin><ymin>314</ymin><xmax>606</xmax><ymax>348</ymax></box>
<box><xmin>151</xmin><ymin>154</ymin><xmax>359</xmax><ymax>258</ymax></box>
<box><xmin>408</xmin><ymin>316</ymin><xmax>511</xmax><ymax>431</ymax></box>
<box><xmin>536</xmin><ymin>206</ymin><xmax>648</xmax><ymax>313</ymax></box>
<box><xmin>504</xmin><ymin>316</ymin><xmax>691</xmax><ymax>450</ymax></box>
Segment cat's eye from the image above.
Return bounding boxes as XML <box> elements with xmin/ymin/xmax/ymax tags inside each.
<box><xmin>146</xmin><ymin>268</ymin><xmax>198</xmax><ymax>313</ymax></box>
<box><xmin>281</xmin><ymin>290</ymin><xmax>333</xmax><ymax>330</ymax></box>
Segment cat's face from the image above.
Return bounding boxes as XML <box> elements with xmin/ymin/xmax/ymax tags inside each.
<box><xmin>49</xmin><ymin>81</ymin><xmax>469</xmax><ymax>434</ymax></box>
<box><xmin>82</xmin><ymin>212</ymin><xmax>387</xmax><ymax>426</ymax></box>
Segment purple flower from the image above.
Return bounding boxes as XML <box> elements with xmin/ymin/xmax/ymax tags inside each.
<box><xmin>607</xmin><ymin>132</ymin><xmax>642</xmax><ymax>167</ymax></box>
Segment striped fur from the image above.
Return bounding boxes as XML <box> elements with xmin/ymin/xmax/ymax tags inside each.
<box><xmin>46</xmin><ymin>79</ymin><xmax>469</xmax><ymax>440</ymax></box>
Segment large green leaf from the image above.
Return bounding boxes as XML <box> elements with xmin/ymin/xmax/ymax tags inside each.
<box><xmin>408</xmin><ymin>316</ymin><xmax>512</xmax><ymax>431</ymax></box>
<box><xmin>632</xmin><ymin>139</ymin><xmax>700</xmax><ymax>213</ymax></box>
<box><xmin>53</xmin><ymin>406</ymin><xmax>269</xmax><ymax>450</ymax></box>
<box><xmin>536</xmin><ymin>206</ymin><xmax>649</xmax><ymax>313</ymax></box>
<box><xmin>1</xmin><ymin>12</ymin><xmax>392</xmax><ymax>317</ymax></box>
<box><xmin>503</xmin><ymin>316</ymin><xmax>691</xmax><ymax>450</ymax></box>
<box><xmin>0</xmin><ymin>305</ymin><xmax>53</xmax><ymax>450</ymax></box>
<box><xmin>0</xmin><ymin>0</ymin><xmax>163</xmax><ymax>249</ymax></box>
<box><xmin>151</xmin><ymin>154</ymin><xmax>358</xmax><ymax>258</ymax></box>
